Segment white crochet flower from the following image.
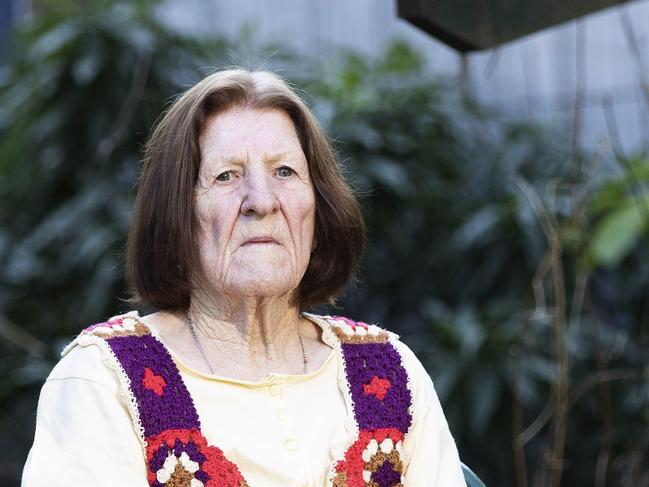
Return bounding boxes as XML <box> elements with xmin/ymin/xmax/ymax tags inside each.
<box><xmin>155</xmin><ymin>451</ymin><xmax>203</xmax><ymax>486</ymax></box>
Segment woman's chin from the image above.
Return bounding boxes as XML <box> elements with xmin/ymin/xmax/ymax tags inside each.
<box><xmin>222</xmin><ymin>276</ymin><xmax>297</xmax><ymax>300</ymax></box>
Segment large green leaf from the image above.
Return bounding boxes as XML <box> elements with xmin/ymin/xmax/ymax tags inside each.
<box><xmin>589</xmin><ymin>196</ymin><xmax>648</xmax><ymax>266</ymax></box>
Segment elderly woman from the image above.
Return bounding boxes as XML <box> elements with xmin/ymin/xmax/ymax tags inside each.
<box><xmin>22</xmin><ymin>68</ymin><xmax>466</xmax><ymax>487</ymax></box>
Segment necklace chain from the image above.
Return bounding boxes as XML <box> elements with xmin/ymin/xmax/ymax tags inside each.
<box><xmin>184</xmin><ymin>310</ymin><xmax>308</xmax><ymax>376</ymax></box>
<box><xmin>298</xmin><ymin>331</ymin><xmax>307</xmax><ymax>374</ymax></box>
<box><xmin>185</xmin><ymin>311</ymin><xmax>215</xmax><ymax>375</ymax></box>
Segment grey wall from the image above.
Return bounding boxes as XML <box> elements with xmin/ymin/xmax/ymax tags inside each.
<box><xmin>161</xmin><ymin>0</ymin><xmax>649</xmax><ymax>155</ymax></box>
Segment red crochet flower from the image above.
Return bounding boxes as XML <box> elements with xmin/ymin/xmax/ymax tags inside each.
<box><xmin>333</xmin><ymin>427</ymin><xmax>405</xmax><ymax>487</ymax></box>
<box><xmin>363</xmin><ymin>376</ymin><xmax>391</xmax><ymax>401</ymax></box>
<box><xmin>145</xmin><ymin>429</ymin><xmax>248</xmax><ymax>487</ymax></box>
<box><xmin>142</xmin><ymin>367</ymin><xmax>166</xmax><ymax>396</ymax></box>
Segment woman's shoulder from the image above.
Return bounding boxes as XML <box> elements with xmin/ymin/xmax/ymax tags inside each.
<box><xmin>314</xmin><ymin>313</ymin><xmax>442</xmax><ymax>428</ymax></box>
<box><xmin>312</xmin><ymin>313</ymin><xmax>429</xmax><ymax>380</ymax></box>
<box><xmin>62</xmin><ymin>310</ymin><xmax>148</xmax><ymax>351</ymax></box>
<box><xmin>49</xmin><ymin>311</ymin><xmax>146</xmax><ymax>393</ymax></box>
<box><xmin>308</xmin><ymin>312</ymin><xmax>400</xmax><ymax>342</ymax></box>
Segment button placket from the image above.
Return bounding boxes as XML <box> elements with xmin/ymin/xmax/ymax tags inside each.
<box><xmin>277</xmin><ymin>408</ymin><xmax>289</xmax><ymax>422</ymax></box>
<box><xmin>269</xmin><ymin>383</ymin><xmax>281</xmax><ymax>396</ymax></box>
<box><xmin>284</xmin><ymin>437</ymin><xmax>298</xmax><ymax>451</ymax></box>
<box><xmin>267</xmin><ymin>380</ymin><xmax>301</xmax><ymax>457</ymax></box>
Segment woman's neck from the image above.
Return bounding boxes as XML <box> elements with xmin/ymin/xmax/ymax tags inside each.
<box><xmin>142</xmin><ymin>290</ymin><xmax>315</xmax><ymax>381</ymax></box>
<box><xmin>188</xmin><ymin>291</ymin><xmax>304</xmax><ymax>361</ymax></box>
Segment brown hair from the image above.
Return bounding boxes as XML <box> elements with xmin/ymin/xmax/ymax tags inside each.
<box><xmin>127</xmin><ymin>68</ymin><xmax>366</xmax><ymax>312</ymax></box>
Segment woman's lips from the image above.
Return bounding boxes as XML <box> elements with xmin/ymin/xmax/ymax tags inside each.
<box><xmin>242</xmin><ymin>237</ymin><xmax>279</xmax><ymax>245</ymax></box>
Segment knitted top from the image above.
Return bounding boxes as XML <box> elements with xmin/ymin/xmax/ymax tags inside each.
<box><xmin>22</xmin><ymin>311</ymin><xmax>466</xmax><ymax>487</ymax></box>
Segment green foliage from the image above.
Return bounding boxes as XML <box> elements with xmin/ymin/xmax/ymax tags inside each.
<box><xmin>590</xmin><ymin>198</ymin><xmax>645</xmax><ymax>266</ymax></box>
<box><xmin>0</xmin><ymin>0</ymin><xmax>230</xmax><ymax>331</ymax></box>
<box><xmin>0</xmin><ymin>3</ymin><xmax>236</xmax><ymax>482</ymax></box>
<box><xmin>587</xmin><ymin>158</ymin><xmax>649</xmax><ymax>267</ymax></box>
<box><xmin>1</xmin><ymin>3</ymin><xmax>648</xmax><ymax>486</ymax></box>
<box><xmin>302</xmin><ymin>45</ymin><xmax>649</xmax><ymax>485</ymax></box>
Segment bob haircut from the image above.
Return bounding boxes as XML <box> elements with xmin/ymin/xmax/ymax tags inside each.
<box><xmin>127</xmin><ymin>68</ymin><xmax>366</xmax><ymax>312</ymax></box>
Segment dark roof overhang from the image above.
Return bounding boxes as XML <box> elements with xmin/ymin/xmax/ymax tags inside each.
<box><xmin>397</xmin><ymin>0</ymin><xmax>634</xmax><ymax>52</ymax></box>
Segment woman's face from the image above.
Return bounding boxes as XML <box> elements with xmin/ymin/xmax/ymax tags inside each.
<box><xmin>194</xmin><ymin>106</ymin><xmax>316</xmax><ymax>301</ymax></box>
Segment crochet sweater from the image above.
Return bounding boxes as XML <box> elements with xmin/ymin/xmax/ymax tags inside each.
<box><xmin>22</xmin><ymin>311</ymin><xmax>466</xmax><ymax>487</ymax></box>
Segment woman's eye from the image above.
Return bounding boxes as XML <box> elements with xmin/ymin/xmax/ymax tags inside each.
<box><xmin>215</xmin><ymin>171</ymin><xmax>232</xmax><ymax>182</ymax></box>
<box><xmin>276</xmin><ymin>166</ymin><xmax>295</xmax><ymax>178</ymax></box>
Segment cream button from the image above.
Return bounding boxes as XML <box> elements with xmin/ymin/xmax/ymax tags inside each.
<box><xmin>269</xmin><ymin>384</ymin><xmax>281</xmax><ymax>396</ymax></box>
<box><xmin>285</xmin><ymin>438</ymin><xmax>298</xmax><ymax>451</ymax></box>
<box><xmin>277</xmin><ymin>409</ymin><xmax>289</xmax><ymax>422</ymax></box>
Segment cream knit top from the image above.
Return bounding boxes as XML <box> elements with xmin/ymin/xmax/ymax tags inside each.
<box><xmin>22</xmin><ymin>312</ymin><xmax>466</xmax><ymax>487</ymax></box>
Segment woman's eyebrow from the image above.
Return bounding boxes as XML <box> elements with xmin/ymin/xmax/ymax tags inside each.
<box><xmin>215</xmin><ymin>151</ymin><xmax>305</xmax><ymax>165</ymax></box>
<box><xmin>265</xmin><ymin>151</ymin><xmax>305</xmax><ymax>162</ymax></box>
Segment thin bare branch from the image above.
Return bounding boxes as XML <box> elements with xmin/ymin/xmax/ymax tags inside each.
<box><xmin>585</xmin><ymin>287</ymin><xmax>613</xmax><ymax>487</ymax></box>
<box><xmin>515</xmin><ymin>175</ymin><xmax>558</xmax><ymax>243</ymax></box>
<box><xmin>0</xmin><ymin>314</ymin><xmax>47</xmax><ymax>358</ymax></box>
<box><xmin>569</xmin><ymin>368</ymin><xmax>640</xmax><ymax>408</ymax></box>
<box><xmin>97</xmin><ymin>50</ymin><xmax>152</xmax><ymax>161</ymax></box>
<box><xmin>548</xmin><ymin>238</ymin><xmax>569</xmax><ymax>487</ymax></box>
<box><xmin>532</xmin><ymin>250</ymin><xmax>552</xmax><ymax>315</ymax></box>
<box><xmin>515</xmin><ymin>173</ymin><xmax>569</xmax><ymax>487</ymax></box>
<box><xmin>515</xmin><ymin>394</ymin><xmax>556</xmax><ymax>447</ymax></box>
<box><xmin>568</xmin><ymin>139</ymin><xmax>607</xmax><ymax>215</ymax></box>
<box><xmin>619</xmin><ymin>8</ymin><xmax>649</xmax><ymax>110</ymax></box>
<box><xmin>484</xmin><ymin>46</ymin><xmax>502</xmax><ymax>78</ymax></box>
<box><xmin>512</xmin><ymin>351</ymin><xmax>530</xmax><ymax>487</ymax></box>
<box><xmin>602</xmin><ymin>94</ymin><xmax>627</xmax><ymax>162</ymax></box>
<box><xmin>602</xmin><ymin>95</ymin><xmax>649</xmax><ymax>220</ymax></box>
<box><xmin>569</xmin><ymin>272</ymin><xmax>588</xmax><ymax>338</ymax></box>
<box><xmin>572</xmin><ymin>19</ymin><xmax>586</xmax><ymax>165</ymax></box>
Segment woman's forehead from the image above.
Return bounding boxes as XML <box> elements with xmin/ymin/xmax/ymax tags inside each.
<box><xmin>200</xmin><ymin>108</ymin><xmax>303</xmax><ymax>161</ymax></box>
<box><xmin>209</xmin><ymin>150</ymin><xmax>306</xmax><ymax>166</ymax></box>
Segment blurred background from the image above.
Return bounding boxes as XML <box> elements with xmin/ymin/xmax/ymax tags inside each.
<box><xmin>1</xmin><ymin>0</ymin><xmax>648</xmax><ymax>486</ymax></box>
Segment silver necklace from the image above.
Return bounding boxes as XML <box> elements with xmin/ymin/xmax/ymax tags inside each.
<box><xmin>185</xmin><ymin>310</ymin><xmax>215</xmax><ymax>375</ymax></box>
<box><xmin>184</xmin><ymin>311</ymin><xmax>308</xmax><ymax>375</ymax></box>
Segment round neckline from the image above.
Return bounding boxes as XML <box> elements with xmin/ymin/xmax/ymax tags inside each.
<box><xmin>140</xmin><ymin>311</ymin><xmax>339</xmax><ymax>386</ymax></box>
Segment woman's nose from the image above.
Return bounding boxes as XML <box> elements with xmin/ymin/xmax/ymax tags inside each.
<box><xmin>240</xmin><ymin>171</ymin><xmax>279</xmax><ymax>216</ymax></box>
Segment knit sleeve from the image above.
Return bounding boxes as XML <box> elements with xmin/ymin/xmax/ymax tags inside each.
<box><xmin>392</xmin><ymin>339</ymin><xmax>467</xmax><ymax>487</ymax></box>
<box><xmin>21</xmin><ymin>345</ymin><xmax>148</xmax><ymax>486</ymax></box>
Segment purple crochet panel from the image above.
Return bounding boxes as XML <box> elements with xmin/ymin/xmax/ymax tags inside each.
<box><xmin>373</xmin><ymin>460</ymin><xmax>401</xmax><ymax>486</ymax></box>
<box><xmin>107</xmin><ymin>334</ymin><xmax>201</xmax><ymax>437</ymax></box>
<box><xmin>341</xmin><ymin>341</ymin><xmax>412</xmax><ymax>432</ymax></box>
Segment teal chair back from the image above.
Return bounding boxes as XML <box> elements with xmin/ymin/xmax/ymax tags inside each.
<box><xmin>461</xmin><ymin>463</ymin><xmax>486</xmax><ymax>487</ymax></box>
